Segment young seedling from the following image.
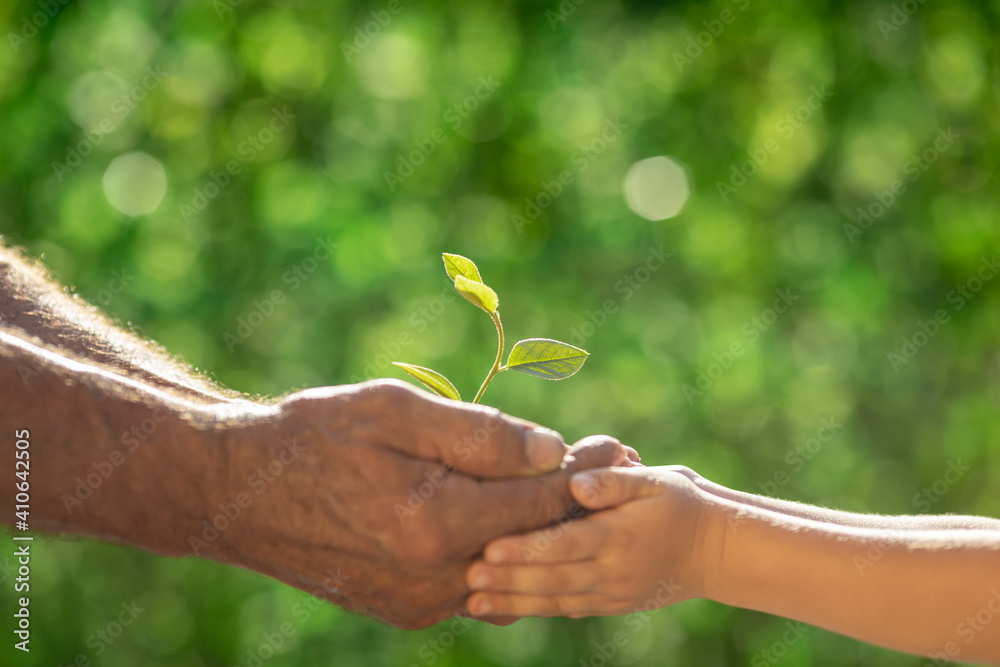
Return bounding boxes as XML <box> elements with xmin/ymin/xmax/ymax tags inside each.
<box><xmin>393</xmin><ymin>253</ymin><xmax>589</xmax><ymax>404</ymax></box>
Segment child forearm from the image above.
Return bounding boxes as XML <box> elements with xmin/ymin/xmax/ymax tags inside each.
<box><xmin>689</xmin><ymin>471</ymin><xmax>1000</xmax><ymax>531</ymax></box>
<box><xmin>702</xmin><ymin>494</ymin><xmax>1000</xmax><ymax>663</ymax></box>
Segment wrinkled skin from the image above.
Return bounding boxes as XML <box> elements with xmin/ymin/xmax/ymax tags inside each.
<box><xmin>208</xmin><ymin>380</ymin><xmax>633</xmax><ymax>629</ymax></box>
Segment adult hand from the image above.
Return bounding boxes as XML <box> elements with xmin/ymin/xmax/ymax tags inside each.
<box><xmin>202</xmin><ymin>379</ymin><xmax>633</xmax><ymax>629</ymax></box>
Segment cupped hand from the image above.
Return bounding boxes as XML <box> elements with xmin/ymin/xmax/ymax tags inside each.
<box><xmin>466</xmin><ymin>465</ymin><xmax>709</xmax><ymax>619</ymax></box>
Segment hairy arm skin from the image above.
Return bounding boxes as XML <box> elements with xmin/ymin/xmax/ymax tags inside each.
<box><xmin>0</xmin><ymin>331</ymin><xmax>243</xmax><ymax>554</ymax></box>
<box><xmin>0</xmin><ymin>244</ymin><xmax>246</xmax><ymax>403</ymax></box>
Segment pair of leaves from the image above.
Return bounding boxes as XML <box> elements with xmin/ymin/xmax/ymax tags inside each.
<box><xmin>394</xmin><ymin>337</ymin><xmax>589</xmax><ymax>401</ymax></box>
<box><xmin>393</xmin><ymin>253</ymin><xmax>589</xmax><ymax>402</ymax></box>
<box><xmin>444</xmin><ymin>253</ymin><xmax>499</xmax><ymax>315</ymax></box>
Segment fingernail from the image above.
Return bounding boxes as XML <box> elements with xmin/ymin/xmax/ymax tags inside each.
<box><xmin>471</xmin><ymin>596</ymin><xmax>491</xmax><ymax>615</ymax></box>
<box><xmin>470</xmin><ymin>569</ymin><xmax>490</xmax><ymax>589</ymax></box>
<box><xmin>571</xmin><ymin>472</ymin><xmax>596</xmax><ymax>497</ymax></box>
<box><xmin>485</xmin><ymin>544</ymin><xmax>509</xmax><ymax>564</ymax></box>
<box><xmin>526</xmin><ymin>428</ymin><xmax>565</xmax><ymax>471</ymax></box>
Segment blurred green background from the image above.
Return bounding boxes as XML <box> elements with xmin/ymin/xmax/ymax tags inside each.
<box><xmin>1</xmin><ymin>0</ymin><xmax>999</xmax><ymax>664</ymax></box>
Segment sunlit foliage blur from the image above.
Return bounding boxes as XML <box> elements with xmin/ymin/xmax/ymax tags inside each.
<box><xmin>1</xmin><ymin>0</ymin><xmax>998</xmax><ymax>664</ymax></box>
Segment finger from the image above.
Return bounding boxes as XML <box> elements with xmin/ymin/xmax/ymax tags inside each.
<box><xmin>460</xmin><ymin>444</ymin><xmax>628</xmax><ymax>555</ymax></box>
<box><xmin>482</xmin><ymin>513</ymin><xmax>610</xmax><ymax>564</ymax></box>
<box><xmin>383</xmin><ymin>379</ymin><xmax>570</xmax><ymax>477</ymax></box>
<box><xmin>468</xmin><ymin>592</ymin><xmax>629</xmax><ymax>618</ymax></box>
<box><xmin>570</xmin><ymin>466</ymin><xmax>664</xmax><ymax>510</ymax></box>
<box><xmin>623</xmin><ymin>445</ymin><xmax>641</xmax><ymax>463</ymax></box>
<box><xmin>286</xmin><ymin>381</ymin><xmax>568</xmax><ymax>477</ymax></box>
<box><xmin>468</xmin><ymin>561</ymin><xmax>602</xmax><ymax>595</ymax></box>
<box><xmin>564</xmin><ymin>435</ymin><xmax>629</xmax><ymax>471</ymax></box>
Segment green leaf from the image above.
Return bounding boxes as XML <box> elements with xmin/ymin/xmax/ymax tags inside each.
<box><xmin>442</xmin><ymin>253</ymin><xmax>483</xmax><ymax>284</ymax></box>
<box><xmin>392</xmin><ymin>362</ymin><xmax>462</xmax><ymax>401</ymax></box>
<box><xmin>504</xmin><ymin>338</ymin><xmax>589</xmax><ymax>380</ymax></box>
<box><xmin>454</xmin><ymin>274</ymin><xmax>499</xmax><ymax>314</ymax></box>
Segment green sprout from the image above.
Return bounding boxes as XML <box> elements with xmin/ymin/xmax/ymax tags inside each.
<box><xmin>393</xmin><ymin>253</ymin><xmax>590</xmax><ymax>403</ymax></box>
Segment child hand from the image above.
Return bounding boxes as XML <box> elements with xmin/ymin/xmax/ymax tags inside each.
<box><xmin>466</xmin><ymin>466</ymin><xmax>710</xmax><ymax>618</ymax></box>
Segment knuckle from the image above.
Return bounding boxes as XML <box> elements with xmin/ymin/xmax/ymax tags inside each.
<box><xmin>371</xmin><ymin>379</ymin><xmax>418</xmax><ymax>407</ymax></box>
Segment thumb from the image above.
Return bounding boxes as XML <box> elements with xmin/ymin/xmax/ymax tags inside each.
<box><xmin>569</xmin><ymin>467</ymin><xmax>663</xmax><ymax>510</ymax></box>
<box><xmin>390</xmin><ymin>380</ymin><xmax>568</xmax><ymax>478</ymax></box>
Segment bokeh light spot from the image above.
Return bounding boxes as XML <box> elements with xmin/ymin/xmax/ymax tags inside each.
<box><xmin>67</xmin><ymin>70</ymin><xmax>128</xmax><ymax>131</ymax></box>
<box><xmin>623</xmin><ymin>156</ymin><xmax>690</xmax><ymax>220</ymax></box>
<box><xmin>261</xmin><ymin>29</ymin><xmax>326</xmax><ymax>93</ymax></box>
<box><xmin>355</xmin><ymin>34</ymin><xmax>429</xmax><ymax>100</ymax></box>
<box><xmin>102</xmin><ymin>151</ymin><xmax>168</xmax><ymax>216</ymax></box>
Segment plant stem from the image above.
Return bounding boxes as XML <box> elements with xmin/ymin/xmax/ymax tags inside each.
<box><xmin>473</xmin><ymin>311</ymin><xmax>504</xmax><ymax>404</ymax></box>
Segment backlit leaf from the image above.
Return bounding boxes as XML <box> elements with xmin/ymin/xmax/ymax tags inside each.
<box><xmin>392</xmin><ymin>362</ymin><xmax>462</xmax><ymax>401</ymax></box>
<box><xmin>442</xmin><ymin>253</ymin><xmax>483</xmax><ymax>284</ymax></box>
<box><xmin>454</xmin><ymin>274</ymin><xmax>499</xmax><ymax>314</ymax></box>
<box><xmin>504</xmin><ymin>338</ymin><xmax>589</xmax><ymax>380</ymax></box>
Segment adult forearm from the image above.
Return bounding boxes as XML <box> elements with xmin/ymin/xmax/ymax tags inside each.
<box><xmin>0</xmin><ymin>331</ymin><xmax>249</xmax><ymax>556</ymax></box>
<box><xmin>702</xmin><ymin>494</ymin><xmax>1000</xmax><ymax>662</ymax></box>
<box><xmin>0</xmin><ymin>244</ymin><xmax>242</xmax><ymax>403</ymax></box>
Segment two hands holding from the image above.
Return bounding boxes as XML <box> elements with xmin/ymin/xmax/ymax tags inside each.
<box><xmin>6</xmin><ymin>341</ymin><xmax>1000</xmax><ymax>662</ymax></box>
<box><xmin>268</xmin><ymin>381</ymin><xmax>1000</xmax><ymax>664</ymax></box>
<box><xmin>195</xmin><ymin>381</ymin><xmax>1000</xmax><ymax>664</ymax></box>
